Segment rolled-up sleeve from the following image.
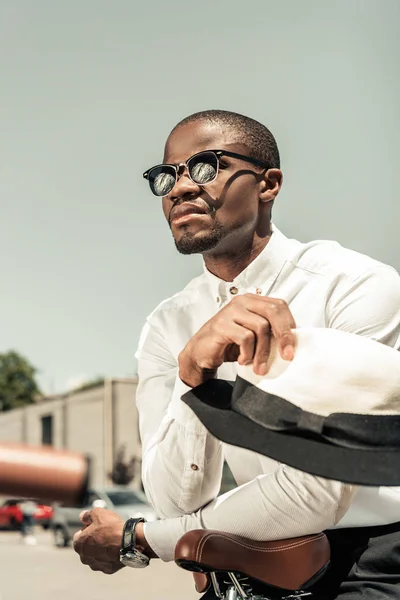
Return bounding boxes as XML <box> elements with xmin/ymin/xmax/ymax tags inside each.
<box><xmin>144</xmin><ymin>464</ymin><xmax>357</xmax><ymax>561</ymax></box>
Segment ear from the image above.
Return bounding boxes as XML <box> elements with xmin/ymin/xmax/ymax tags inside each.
<box><xmin>259</xmin><ymin>169</ymin><xmax>283</xmax><ymax>203</ymax></box>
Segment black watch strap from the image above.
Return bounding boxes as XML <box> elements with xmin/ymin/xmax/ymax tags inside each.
<box><xmin>121</xmin><ymin>517</ymin><xmax>146</xmax><ymax>553</ymax></box>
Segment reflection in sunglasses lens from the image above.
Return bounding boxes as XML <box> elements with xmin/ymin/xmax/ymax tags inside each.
<box><xmin>190</xmin><ymin>161</ymin><xmax>217</xmax><ymax>184</ymax></box>
<box><xmin>153</xmin><ymin>171</ymin><xmax>176</xmax><ymax>196</ymax></box>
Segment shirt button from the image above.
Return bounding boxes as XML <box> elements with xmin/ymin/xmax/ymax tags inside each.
<box><xmin>256</xmin><ymin>288</ymin><xmax>262</xmax><ymax>295</ymax></box>
<box><xmin>229</xmin><ymin>286</ymin><xmax>239</xmax><ymax>295</ymax></box>
<box><xmin>191</xmin><ymin>464</ymin><xmax>199</xmax><ymax>471</ymax></box>
<box><xmin>216</xmin><ymin>296</ymin><xmax>220</xmax><ymax>303</ymax></box>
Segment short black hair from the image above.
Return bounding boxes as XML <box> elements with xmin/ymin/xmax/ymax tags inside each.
<box><xmin>172</xmin><ymin>109</ymin><xmax>280</xmax><ymax>169</ymax></box>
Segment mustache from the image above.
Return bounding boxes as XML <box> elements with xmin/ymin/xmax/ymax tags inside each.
<box><xmin>168</xmin><ymin>198</ymin><xmax>215</xmax><ymax>226</ymax></box>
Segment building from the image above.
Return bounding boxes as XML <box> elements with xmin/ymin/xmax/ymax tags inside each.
<box><xmin>0</xmin><ymin>378</ymin><xmax>141</xmax><ymax>489</ymax></box>
<box><xmin>0</xmin><ymin>376</ymin><xmax>236</xmax><ymax>495</ymax></box>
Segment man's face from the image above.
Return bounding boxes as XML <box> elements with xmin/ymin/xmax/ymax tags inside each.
<box><xmin>160</xmin><ymin>121</ymin><xmax>266</xmax><ymax>256</ymax></box>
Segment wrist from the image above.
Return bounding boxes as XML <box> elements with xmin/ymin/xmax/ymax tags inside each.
<box><xmin>135</xmin><ymin>521</ymin><xmax>158</xmax><ymax>560</ymax></box>
<box><xmin>179</xmin><ymin>364</ymin><xmax>217</xmax><ymax>388</ymax></box>
<box><xmin>178</xmin><ymin>351</ymin><xmax>217</xmax><ymax>388</ymax></box>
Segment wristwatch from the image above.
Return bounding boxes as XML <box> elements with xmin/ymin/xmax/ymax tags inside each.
<box><xmin>119</xmin><ymin>517</ymin><xmax>150</xmax><ymax>568</ymax></box>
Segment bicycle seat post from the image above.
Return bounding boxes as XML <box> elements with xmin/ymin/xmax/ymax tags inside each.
<box><xmin>226</xmin><ymin>587</ymin><xmax>241</xmax><ymax>600</ymax></box>
<box><xmin>227</xmin><ymin>572</ymin><xmax>250</xmax><ymax>599</ymax></box>
<box><xmin>210</xmin><ymin>572</ymin><xmax>224</xmax><ymax>599</ymax></box>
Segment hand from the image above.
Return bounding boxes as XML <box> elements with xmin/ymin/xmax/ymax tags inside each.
<box><xmin>73</xmin><ymin>507</ymin><xmax>125</xmax><ymax>574</ymax></box>
<box><xmin>179</xmin><ymin>294</ymin><xmax>296</xmax><ymax>387</ymax></box>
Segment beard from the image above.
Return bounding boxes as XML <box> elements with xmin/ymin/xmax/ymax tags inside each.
<box><xmin>173</xmin><ymin>221</ymin><xmax>225</xmax><ymax>255</ymax></box>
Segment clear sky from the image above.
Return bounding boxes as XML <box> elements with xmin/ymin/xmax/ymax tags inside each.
<box><xmin>1</xmin><ymin>0</ymin><xmax>399</xmax><ymax>393</ymax></box>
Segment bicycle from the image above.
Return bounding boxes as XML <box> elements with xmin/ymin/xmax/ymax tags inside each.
<box><xmin>175</xmin><ymin>529</ymin><xmax>330</xmax><ymax>600</ymax></box>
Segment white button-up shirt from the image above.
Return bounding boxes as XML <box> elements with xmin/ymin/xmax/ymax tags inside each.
<box><xmin>136</xmin><ymin>226</ymin><xmax>400</xmax><ymax>561</ymax></box>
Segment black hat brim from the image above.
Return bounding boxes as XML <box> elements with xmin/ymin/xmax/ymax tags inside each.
<box><xmin>182</xmin><ymin>380</ymin><xmax>400</xmax><ymax>487</ymax></box>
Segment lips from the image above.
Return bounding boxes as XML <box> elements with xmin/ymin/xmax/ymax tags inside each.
<box><xmin>169</xmin><ymin>202</ymin><xmax>209</xmax><ymax>223</ymax></box>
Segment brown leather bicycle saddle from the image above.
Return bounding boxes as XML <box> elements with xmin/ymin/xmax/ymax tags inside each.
<box><xmin>175</xmin><ymin>530</ymin><xmax>330</xmax><ymax>592</ymax></box>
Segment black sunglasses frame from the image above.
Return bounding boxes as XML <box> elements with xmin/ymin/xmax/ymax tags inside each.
<box><xmin>143</xmin><ymin>149</ymin><xmax>270</xmax><ymax>196</ymax></box>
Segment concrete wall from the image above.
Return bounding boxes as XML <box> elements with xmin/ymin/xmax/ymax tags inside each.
<box><xmin>0</xmin><ymin>376</ymin><xmax>237</xmax><ymax>495</ymax></box>
<box><xmin>0</xmin><ymin>378</ymin><xmax>140</xmax><ymax>488</ymax></box>
<box><xmin>66</xmin><ymin>386</ymin><xmax>106</xmax><ymax>487</ymax></box>
<box><xmin>113</xmin><ymin>380</ymin><xmax>142</xmax><ymax>484</ymax></box>
<box><xmin>0</xmin><ymin>407</ymin><xmax>25</xmax><ymax>443</ymax></box>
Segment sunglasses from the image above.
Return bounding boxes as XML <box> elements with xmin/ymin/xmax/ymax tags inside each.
<box><xmin>143</xmin><ymin>149</ymin><xmax>270</xmax><ymax>197</ymax></box>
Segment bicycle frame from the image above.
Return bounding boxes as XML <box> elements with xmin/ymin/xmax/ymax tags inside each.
<box><xmin>208</xmin><ymin>571</ymin><xmax>313</xmax><ymax>600</ymax></box>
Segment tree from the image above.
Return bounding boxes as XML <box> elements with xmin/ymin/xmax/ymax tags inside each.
<box><xmin>0</xmin><ymin>350</ymin><xmax>42</xmax><ymax>412</ymax></box>
<box><xmin>109</xmin><ymin>444</ymin><xmax>136</xmax><ymax>486</ymax></box>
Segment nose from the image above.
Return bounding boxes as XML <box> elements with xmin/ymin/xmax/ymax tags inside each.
<box><xmin>168</xmin><ymin>166</ymin><xmax>201</xmax><ymax>202</ymax></box>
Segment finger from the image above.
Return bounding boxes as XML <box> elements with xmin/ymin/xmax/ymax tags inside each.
<box><xmin>80</xmin><ymin>509</ymin><xmax>92</xmax><ymax>525</ymax></box>
<box><xmin>81</xmin><ymin>557</ymin><xmax>103</xmax><ymax>570</ymax></box>
<box><xmin>73</xmin><ymin>530</ymin><xmax>111</xmax><ymax>569</ymax></box>
<box><xmin>73</xmin><ymin>525</ymin><xmax>92</xmax><ymax>551</ymax></box>
<box><xmin>96</xmin><ymin>564</ymin><xmax>123</xmax><ymax>574</ymax></box>
<box><xmin>218</xmin><ymin>322</ymin><xmax>256</xmax><ymax>365</ymax></box>
<box><xmin>262</xmin><ymin>300</ymin><xmax>296</xmax><ymax>360</ymax></box>
<box><xmin>98</xmin><ymin>566</ymin><xmax>115</xmax><ymax>575</ymax></box>
<box><xmin>73</xmin><ymin>529</ymin><xmax>82</xmax><ymax>543</ymax></box>
<box><xmin>249</xmin><ymin>318</ymin><xmax>271</xmax><ymax>376</ymax></box>
<box><xmin>73</xmin><ymin>528</ymin><xmax>84</xmax><ymax>550</ymax></box>
<box><xmin>85</xmin><ymin>558</ymin><xmax>122</xmax><ymax>574</ymax></box>
<box><xmin>100</xmin><ymin>562</ymin><xmax>125</xmax><ymax>574</ymax></box>
<box><xmin>243</xmin><ymin>295</ymin><xmax>296</xmax><ymax>361</ymax></box>
<box><xmin>231</xmin><ymin>311</ymin><xmax>272</xmax><ymax>374</ymax></box>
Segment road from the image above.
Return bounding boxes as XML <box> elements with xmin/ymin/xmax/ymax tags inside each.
<box><xmin>0</xmin><ymin>529</ymin><xmax>198</xmax><ymax>600</ymax></box>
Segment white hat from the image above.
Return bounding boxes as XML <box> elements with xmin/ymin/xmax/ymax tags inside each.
<box><xmin>183</xmin><ymin>328</ymin><xmax>400</xmax><ymax>486</ymax></box>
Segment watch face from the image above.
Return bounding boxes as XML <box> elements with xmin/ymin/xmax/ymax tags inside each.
<box><xmin>120</xmin><ymin>549</ymin><xmax>150</xmax><ymax>569</ymax></box>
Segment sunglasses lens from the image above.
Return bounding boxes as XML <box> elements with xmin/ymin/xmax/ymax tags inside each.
<box><xmin>188</xmin><ymin>152</ymin><xmax>218</xmax><ymax>185</ymax></box>
<box><xmin>148</xmin><ymin>166</ymin><xmax>176</xmax><ymax>196</ymax></box>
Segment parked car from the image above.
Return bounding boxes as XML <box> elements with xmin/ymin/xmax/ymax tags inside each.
<box><xmin>51</xmin><ymin>487</ymin><xmax>157</xmax><ymax>547</ymax></box>
<box><xmin>0</xmin><ymin>499</ymin><xmax>53</xmax><ymax>530</ymax></box>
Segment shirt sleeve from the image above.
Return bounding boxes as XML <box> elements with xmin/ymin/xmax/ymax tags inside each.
<box><xmin>135</xmin><ymin>319</ymin><xmax>224</xmax><ymax>519</ymax></box>
<box><xmin>327</xmin><ymin>265</ymin><xmax>400</xmax><ymax>348</ymax></box>
<box><xmin>143</xmin><ymin>264</ymin><xmax>400</xmax><ymax>561</ymax></box>
<box><xmin>144</xmin><ymin>466</ymin><xmax>357</xmax><ymax>561</ymax></box>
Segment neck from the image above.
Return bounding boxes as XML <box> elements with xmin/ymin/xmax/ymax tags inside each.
<box><xmin>203</xmin><ymin>232</ymin><xmax>272</xmax><ymax>282</ymax></box>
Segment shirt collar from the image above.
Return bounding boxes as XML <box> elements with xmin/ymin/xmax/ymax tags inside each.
<box><xmin>203</xmin><ymin>225</ymin><xmax>295</xmax><ymax>305</ymax></box>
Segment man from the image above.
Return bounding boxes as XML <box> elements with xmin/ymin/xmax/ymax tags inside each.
<box><xmin>19</xmin><ymin>499</ymin><xmax>37</xmax><ymax>546</ymax></box>
<box><xmin>74</xmin><ymin>110</ymin><xmax>400</xmax><ymax>598</ymax></box>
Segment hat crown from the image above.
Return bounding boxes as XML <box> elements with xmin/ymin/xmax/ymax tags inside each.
<box><xmin>236</xmin><ymin>328</ymin><xmax>400</xmax><ymax>417</ymax></box>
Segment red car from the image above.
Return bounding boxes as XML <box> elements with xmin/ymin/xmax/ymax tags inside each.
<box><xmin>0</xmin><ymin>499</ymin><xmax>53</xmax><ymax>530</ymax></box>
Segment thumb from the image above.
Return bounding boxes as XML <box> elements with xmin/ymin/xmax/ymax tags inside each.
<box><xmin>79</xmin><ymin>509</ymin><xmax>93</xmax><ymax>525</ymax></box>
